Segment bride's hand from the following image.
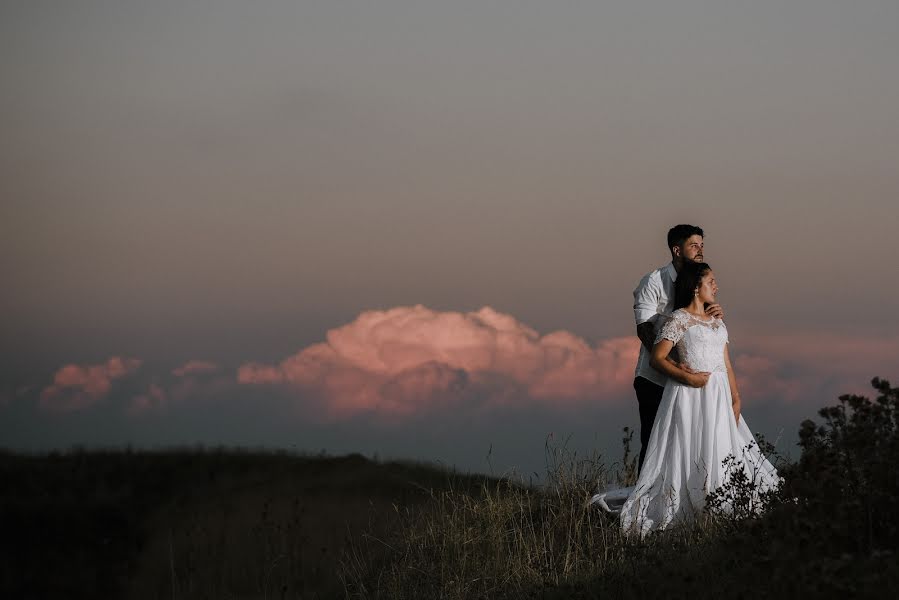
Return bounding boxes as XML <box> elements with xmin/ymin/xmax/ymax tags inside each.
<box><xmin>683</xmin><ymin>371</ymin><xmax>711</xmax><ymax>388</ymax></box>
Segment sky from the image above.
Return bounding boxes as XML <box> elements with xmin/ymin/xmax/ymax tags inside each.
<box><xmin>2</xmin><ymin>1</ymin><xmax>898</xmax><ymax>479</ymax></box>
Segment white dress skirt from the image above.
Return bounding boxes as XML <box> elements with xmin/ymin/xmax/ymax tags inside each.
<box><xmin>593</xmin><ymin>309</ymin><xmax>782</xmax><ymax>536</ymax></box>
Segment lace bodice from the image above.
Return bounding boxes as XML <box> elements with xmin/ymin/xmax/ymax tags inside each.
<box><xmin>655</xmin><ymin>309</ymin><xmax>729</xmax><ymax>373</ymax></box>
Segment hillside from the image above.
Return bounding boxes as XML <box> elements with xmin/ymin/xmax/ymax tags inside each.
<box><xmin>0</xmin><ymin>448</ymin><xmax>499</xmax><ymax>598</ymax></box>
<box><xmin>3</xmin><ymin>377</ymin><xmax>898</xmax><ymax>598</ymax></box>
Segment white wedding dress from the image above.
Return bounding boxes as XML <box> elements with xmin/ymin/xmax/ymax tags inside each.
<box><xmin>592</xmin><ymin>309</ymin><xmax>781</xmax><ymax>536</ymax></box>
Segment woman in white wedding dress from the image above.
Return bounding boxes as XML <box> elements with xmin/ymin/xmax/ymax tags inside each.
<box><xmin>594</xmin><ymin>262</ymin><xmax>781</xmax><ymax>536</ymax></box>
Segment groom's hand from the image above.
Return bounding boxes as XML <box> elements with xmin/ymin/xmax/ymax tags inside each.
<box><xmin>705</xmin><ymin>303</ymin><xmax>724</xmax><ymax>320</ymax></box>
<box><xmin>683</xmin><ymin>371</ymin><xmax>711</xmax><ymax>388</ymax></box>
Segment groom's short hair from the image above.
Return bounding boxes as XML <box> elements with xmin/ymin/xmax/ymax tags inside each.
<box><xmin>667</xmin><ymin>224</ymin><xmax>704</xmax><ymax>253</ymax></box>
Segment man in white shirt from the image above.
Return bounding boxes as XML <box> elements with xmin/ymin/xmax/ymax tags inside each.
<box><xmin>632</xmin><ymin>224</ymin><xmax>724</xmax><ymax>472</ymax></box>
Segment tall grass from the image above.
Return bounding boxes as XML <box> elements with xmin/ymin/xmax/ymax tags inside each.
<box><xmin>124</xmin><ymin>453</ymin><xmax>494</xmax><ymax>599</ymax></box>
<box><xmin>0</xmin><ymin>449</ymin><xmax>494</xmax><ymax>598</ymax></box>
<box><xmin>341</xmin><ymin>378</ymin><xmax>899</xmax><ymax>599</ymax></box>
<box><xmin>4</xmin><ymin>378</ymin><xmax>898</xmax><ymax>598</ymax></box>
<box><xmin>340</xmin><ymin>429</ymin><xmax>721</xmax><ymax>598</ymax></box>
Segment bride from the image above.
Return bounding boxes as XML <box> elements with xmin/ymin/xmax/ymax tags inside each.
<box><xmin>593</xmin><ymin>261</ymin><xmax>781</xmax><ymax>536</ymax></box>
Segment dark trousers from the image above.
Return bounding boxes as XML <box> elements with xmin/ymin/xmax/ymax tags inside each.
<box><xmin>634</xmin><ymin>376</ymin><xmax>665</xmax><ymax>474</ymax></box>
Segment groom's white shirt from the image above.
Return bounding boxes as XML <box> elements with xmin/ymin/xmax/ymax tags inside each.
<box><xmin>633</xmin><ymin>262</ymin><xmax>678</xmax><ymax>387</ymax></box>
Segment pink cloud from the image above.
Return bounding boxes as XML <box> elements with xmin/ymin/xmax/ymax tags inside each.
<box><xmin>129</xmin><ymin>383</ymin><xmax>168</xmax><ymax>415</ymax></box>
<box><xmin>238</xmin><ymin>305</ymin><xmax>640</xmax><ymax>420</ymax></box>
<box><xmin>128</xmin><ymin>373</ymin><xmax>236</xmax><ymax>416</ymax></box>
<box><xmin>31</xmin><ymin>308</ymin><xmax>898</xmax><ymax>424</ymax></box>
<box><xmin>732</xmin><ymin>353</ymin><xmax>806</xmax><ymax>404</ymax></box>
<box><xmin>235</xmin><ymin>306</ymin><xmax>898</xmax><ymax>421</ymax></box>
<box><xmin>172</xmin><ymin>360</ymin><xmax>220</xmax><ymax>377</ymax></box>
<box><xmin>730</xmin><ymin>329</ymin><xmax>899</xmax><ymax>404</ymax></box>
<box><xmin>40</xmin><ymin>357</ymin><xmax>142</xmax><ymax>413</ymax></box>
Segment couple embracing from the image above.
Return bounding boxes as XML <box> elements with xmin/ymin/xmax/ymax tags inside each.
<box><xmin>593</xmin><ymin>224</ymin><xmax>781</xmax><ymax>536</ymax></box>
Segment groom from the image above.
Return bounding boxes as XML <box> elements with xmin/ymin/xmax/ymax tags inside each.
<box><xmin>632</xmin><ymin>224</ymin><xmax>724</xmax><ymax>473</ymax></box>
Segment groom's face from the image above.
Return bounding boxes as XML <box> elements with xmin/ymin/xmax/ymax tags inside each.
<box><xmin>675</xmin><ymin>235</ymin><xmax>704</xmax><ymax>263</ymax></box>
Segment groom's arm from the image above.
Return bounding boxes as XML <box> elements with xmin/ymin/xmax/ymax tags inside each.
<box><xmin>650</xmin><ymin>340</ymin><xmax>709</xmax><ymax>387</ymax></box>
<box><xmin>638</xmin><ymin>317</ymin><xmax>695</xmax><ymax>373</ymax></box>
<box><xmin>636</xmin><ymin>321</ymin><xmax>657</xmax><ymax>352</ymax></box>
<box><xmin>633</xmin><ymin>273</ymin><xmax>689</xmax><ymax>369</ymax></box>
<box><xmin>633</xmin><ymin>273</ymin><xmax>686</xmax><ymax>366</ymax></box>
<box><xmin>633</xmin><ymin>271</ymin><xmax>694</xmax><ymax>371</ymax></box>
<box><xmin>633</xmin><ymin>272</ymin><xmax>661</xmax><ymax>351</ymax></box>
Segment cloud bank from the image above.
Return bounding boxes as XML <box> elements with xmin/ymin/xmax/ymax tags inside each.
<box><xmin>172</xmin><ymin>360</ymin><xmax>220</xmax><ymax>377</ymax></box>
<box><xmin>40</xmin><ymin>357</ymin><xmax>142</xmax><ymax>413</ymax></box>
<box><xmin>732</xmin><ymin>330</ymin><xmax>899</xmax><ymax>405</ymax></box>
<box><xmin>129</xmin><ymin>360</ymin><xmax>228</xmax><ymax>415</ymax></box>
<box><xmin>237</xmin><ymin>305</ymin><xmax>639</xmax><ymax>420</ymax></box>
<box><xmin>23</xmin><ymin>307</ymin><xmax>899</xmax><ymax>427</ymax></box>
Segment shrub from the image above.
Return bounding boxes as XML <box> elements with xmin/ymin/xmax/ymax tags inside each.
<box><xmin>791</xmin><ymin>377</ymin><xmax>899</xmax><ymax>553</ymax></box>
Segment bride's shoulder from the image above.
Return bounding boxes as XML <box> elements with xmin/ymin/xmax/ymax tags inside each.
<box><xmin>660</xmin><ymin>309</ymin><xmax>692</xmax><ymax>329</ymax></box>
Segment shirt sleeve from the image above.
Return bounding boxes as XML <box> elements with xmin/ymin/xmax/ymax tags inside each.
<box><xmin>633</xmin><ymin>272</ymin><xmax>661</xmax><ymax>325</ymax></box>
<box><xmin>655</xmin><ymin>312</ymin><xmax>688</xmax><ymax>345</ymax></box>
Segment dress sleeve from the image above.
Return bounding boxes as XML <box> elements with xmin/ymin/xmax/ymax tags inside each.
<box><xmin>655</xmin><ymin>312</ymin><xmax>688</xmax><ymax>345</ymax></box>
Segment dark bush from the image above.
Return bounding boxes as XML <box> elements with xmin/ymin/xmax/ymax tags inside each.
<box><xmin>791</xmin><ymin>377</ymin><xmax>899</xmax><ymax>554</ymax></box>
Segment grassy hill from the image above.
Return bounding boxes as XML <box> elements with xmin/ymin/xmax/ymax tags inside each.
<box><xmin>3</xmin><ymin>377</ymin><xmax>898</xmax><ymax>598</ymax></box>
<box><xmin>0</xmin><ymin>448</ymin><xmax>502</xmax><ymax>598</ymax></box>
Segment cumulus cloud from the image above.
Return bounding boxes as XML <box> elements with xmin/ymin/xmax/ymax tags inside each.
<box><xmin>40</xmin><ymin>357</ymin><xmax>142</xmax><ymax>413</ymax></box>
<box><xmin>238</xmin><ymin>305</ymin><xmax>640</xmax><ymax>420</ymax></box>
<box><xmin>730</xmin><ymin>330</ymin><xmax>899</xmax><ymax>404</ymax></box>
<box><xmin>129</xmin><ymin>383</ymin><xmax>168</xmax><ymax>415</ymax></box>
<box><xmin>732</xmin><ymin>353</ymin><xmax>806</xmax><ymax>404</ymax></box>
<box><xmin>172</xmin><ymin>360</ymin><xmax>220</xmax><ymax>377</ymax></box>
<box><xmin>26</xmin><ymin>308</ymin><xmax>899</xmax><ymax>425</ymax></box>
<box><xmin>129</xmin><ymin>362</ymin><xmax>231</xmax><ymax>415</ymax></box>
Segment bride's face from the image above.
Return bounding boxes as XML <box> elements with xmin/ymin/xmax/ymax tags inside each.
<box><xmin>696</xmin><ymin>270</ymin><xmax>718</xmax><ymax>304</ymax></box>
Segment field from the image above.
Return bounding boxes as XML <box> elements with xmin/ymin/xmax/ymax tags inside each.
<box><xmin>2</xmin><ymin>378</ymin><xmax>897</xmax><ymax>598</ymax></box>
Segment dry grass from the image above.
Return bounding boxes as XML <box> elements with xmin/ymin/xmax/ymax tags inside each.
<box><xmin>339</xmin><ymin>430</ymin><xmax>721</xmax><ymax>599</ymax></box>
<box><xmin>340</xmin><ymin>378</ymin><xmax>899</xmax><ymax>599</ymax></box>
<box><xmin>5</xmin><ymin>378</ymin><xmax>899</xmax><ymax>598</ymax></box>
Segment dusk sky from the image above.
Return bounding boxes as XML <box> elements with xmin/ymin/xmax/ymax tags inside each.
<box><xmin>2</xmin><ymin>1</ymin><xmax>898</xmax><ymax>478</ymax></box>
